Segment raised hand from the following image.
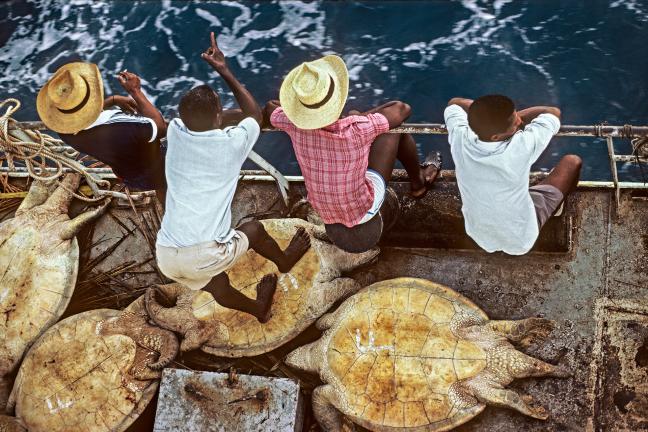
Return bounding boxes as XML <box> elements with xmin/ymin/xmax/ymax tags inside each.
<box><xmin>117</xmin><ymin>70</ymin><xmax>142</xmax><ymax>95</ymax></box>
<box><xmin>201</xmin><ymin>32</ymin><xmax>228</xmax><ymax>73</ymax></box>
<box><xmin>111</xmin><ymin>95</ymin><xmax>138</xmax><ymax>114</ymax></box>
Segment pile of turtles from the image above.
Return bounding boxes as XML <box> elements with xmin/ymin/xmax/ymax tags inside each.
<box><xmin>0</xmin><ymin>176</ymin><xmax>569</xmax><ymax>432</ymax></box>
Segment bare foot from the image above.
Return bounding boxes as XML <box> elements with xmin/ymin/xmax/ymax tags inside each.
<box><xmin>277</xmin><ymin>227</ymin><xmax>311</xmax><ymax>273</ymax></box>
<box><xmin>256</xmin><ymin>273</ymin><xmax>278</xmax><ymax>323</ymax></box>
<box><xmin>411</xmin><ymin>152</ymin><xmax>442</xmax><ymax>199</ymax></box>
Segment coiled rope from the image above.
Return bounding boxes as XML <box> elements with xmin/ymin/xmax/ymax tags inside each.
<box><xmin>0</xmin><ymin>98</ymin><xmax>110</xmax><ymax>202</ymax></box>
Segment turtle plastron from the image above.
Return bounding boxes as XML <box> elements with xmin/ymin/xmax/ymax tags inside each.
<box><xmin>286</xmin><ymin>278</ymin><xmax>572</xmax><ymax>432</ymax></box>
<box><xmin>144</xmin><ymin>218</ymin><xmax>379</xmax><ymax>358</ymax></box>
<box><xmin>0</xmin><ymin>174</ymin><xmax>108</xmax><ymax>410</ymax></box>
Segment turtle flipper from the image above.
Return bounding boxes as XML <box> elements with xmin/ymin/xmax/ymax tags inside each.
<box><xmin>139</xmin><ymin>327</ymin><xmax>180</xmax><ymax>371</ymax></box>
<box><xmin>59</xmin><ymin>200</ymin><xmax>110</xmax><ymax>240</ymax></box>
<box><xmin>485</xmin><ymin>318</ymin><xmax>555</xmax><ymax>347</ymax></box>
<box><xmin>41</xmin><ymin>174</ymin><xmax>81</xmax><ymax>213</ymax></box>
<box><xmin>15</xmin><ymin>180</ymin><xmax>55</xmax><ymax>216</ymax></box>
<box><xmin>471</xmin><ymin>382</ymin><xmax>549</xmax><ymax>420</ymax></box>
<box><xmin>309</xmin><ymin>278</ymin><xmax>360</xmax><ymax>318</ymax></box>
<box><xmin>319</xmin><ymin>242</ymin><xmax>380</xmax><ymax>276</ymax></box>
<box><xmin>145</xmin><ymin>285</ymin><xmax>198</xmax><ymax>334</ymax></box>
<box><xmin>286</xmin><ymin>340</ymin><xmax>322</xmax><ymax>374</ymax></box>
<box><xmin>312</xmin><ymin>385</ymin><xmax>351</xmax><ymax>432</ymax></box>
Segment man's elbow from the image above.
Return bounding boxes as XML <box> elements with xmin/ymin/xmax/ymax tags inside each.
<box><xmin>548</xmin><ymin>107</ymin><xmax>561</xmax><ymax>119</ymax></box>
<box><xmin>448</xmin><ymin>97</ymin><xmax>463</xmax><ymax>106</ymax></box>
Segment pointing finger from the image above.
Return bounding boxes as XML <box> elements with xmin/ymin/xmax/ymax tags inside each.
<box><xmin>210</xmin><ymin>31</ymin><xmax>217</xmax><ymax>49</ymax></box>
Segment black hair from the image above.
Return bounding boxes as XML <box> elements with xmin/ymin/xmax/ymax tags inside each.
<box><xmin>178</xmin><ymin>84</ymin><xmax>221</xmax><ymax>131</ymax></box>
<box><xmin>468</xmin><ymin>94</ymin><xmax>515</xmax><ymax>139</ymax></box>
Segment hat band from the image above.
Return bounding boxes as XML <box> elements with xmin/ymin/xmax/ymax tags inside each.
<box><xmin>300</xmin><ymin>75</ymin><xmax>335</xmax><ymax>110</ymax></box>
<box><xmin>56</xmin><ymin>77</ymin><xmax>91</xmax><ymax>114</ymax></box>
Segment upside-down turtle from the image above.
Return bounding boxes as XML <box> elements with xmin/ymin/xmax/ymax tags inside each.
<box><xmin>286</xmin><ymin>277</ymin><xmax>570</xmax><ymax>431</ymax></box>
<box><xmin>145</xmin><ymin>218</ymin><xmax>379</xmax><ymax>357</ymax></box>
<box><xmin>0</xmin><ymin>174</ymin><xmax>108</xmax><ymax>408</ymax></box>
<box><xmin>4</xmin><ymin>296</ymin><xmax>178</xmax><ymax>432</ymax></box>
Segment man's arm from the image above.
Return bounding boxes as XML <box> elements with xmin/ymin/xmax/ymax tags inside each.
<box><xmin>102</xmin><ymin>95</ymin><xmax>138</xmax><ymax>114</ymax></box>
<box><xmin>517</xmin><ymin>106</ymin><xmax>561</xmax><ymax>127</ymax></box>
<box><xmin>350</xmin><ymin>100</ymin><xmax>411</xmax><ymax>129</ymax></box>
<box><xmin>201</xmin><ymin>32</ymin><xmax>262</xmax><ymax>126</ymax></box>
<box><xmin>117</xmin><ymin>71</ymin><xmax>167</xmax><ymax>138</ymax></box>
<box><xmin>262</xmin><ymin>100</ymin><xmax>280</xmax><ymax>128</ymax></box>
<box><xmin>447</xmin><ymin>97</ymin><xmax>473</xmax><ymax>113</ymax></box>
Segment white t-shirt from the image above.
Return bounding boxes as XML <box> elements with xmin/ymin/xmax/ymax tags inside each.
<box><xmin>87</xmin><ymin>109</ymin><xmax>158</xmax><ymax>141</ymax></box>
<box><xmin>444</xmin><ymin>104</ymin><xmax>560</xmax><ymax>255</ymax></box>
<box><xmin>157</xmin><ymin>117</ymin><xmax>261</xmax><ymax>247</ymax></box>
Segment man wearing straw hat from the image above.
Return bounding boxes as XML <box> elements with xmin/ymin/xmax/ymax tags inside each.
<box><xmin>264</xmin><ymin>55</ymin><xmax>441</xmax><ymax>253</ymax></box>
<box><xmin>37</xmin><ymin>62</ymin><xmax>168</xmax><ymax>203</ymax></box>
<box><xmin>155</xmin><ymin>33</ymin><xmax>310</xmax><ymax>323</ymax></box>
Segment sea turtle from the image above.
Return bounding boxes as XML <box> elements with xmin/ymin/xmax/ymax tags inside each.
<box><xmin>0</xmin><ymin>174</ymin><xmax>108</xmax><ymax>408</ymax></box>
<box><xmin>144</xmin><ymin>218</ymin><xmax>379</xmax><ymax>357</ymax></box>
<box><xmin>286</xmin><ymin>277</ymin><xmax>570</xmax><ymax>431</ymax></box>
<box><xmin>5</xmin><ymin>296</ymin><xmax>179</xmax><ymax>432</ymax></box>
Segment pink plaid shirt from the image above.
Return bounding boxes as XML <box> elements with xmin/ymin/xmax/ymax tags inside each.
<box><xmin>271</xmin><ymin>108</ymin><xmax>390</xmax><ymax>227</ymax></box>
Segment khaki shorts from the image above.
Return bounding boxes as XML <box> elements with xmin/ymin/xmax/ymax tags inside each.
<box><xmin>529</xmin><ymin>184</ymin><xmax>564</xmax><ymax>228</ymax></box>
<box><xmin>156</xmin><ymin>231</ymin><xmax>249</xmax><ymax>290</ymax></box>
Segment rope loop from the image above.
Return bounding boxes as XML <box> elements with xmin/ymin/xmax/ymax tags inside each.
<box><xmin>0</xmin><ymin>98</ymin><xmax>111</xmax><ymax>202</ymax></box>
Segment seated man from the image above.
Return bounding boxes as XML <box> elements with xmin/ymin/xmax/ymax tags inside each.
<box><xmin>444</xmin><ymin>95</ymin><xmax>582</xmax><ymax>255</ymax></box>
<box><xmin>156</xmin><ymin>33</ymin><xmax>310</xmax><ymax>323</ymax></box>
<box><xmin>264</xmin><ymin>55</ymin><xmax>440</xmax><ymax>253</ymax></box>
<box><xmin>37</xmin><ymin>62</ymin><xmax>167</xmax><ymax>203</ymax></box>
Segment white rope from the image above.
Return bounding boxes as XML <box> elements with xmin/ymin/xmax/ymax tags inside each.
<box><xmin>0</xmin><ymin>98</ymin><xmax>112</xmax><ymax>202</ymax></box>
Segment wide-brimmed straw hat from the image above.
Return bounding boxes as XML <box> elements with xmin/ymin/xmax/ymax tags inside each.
<box><xmin>37</xmin><ymin>62</ymin><xmax>104</xmax><ymax>134</ymax></box>
<box><xmin>279</xmin><ymin>55</ymin><xmax>349</xmax><ymax>130</ymax></box>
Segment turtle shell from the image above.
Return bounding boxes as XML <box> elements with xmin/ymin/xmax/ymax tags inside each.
<box><xmin>0</xmin><ymin>217</ymin><xmax>79</xmax><ymax>376</ymax></box>
<box><xmin>322</xmin><ymin>278</ymin><xmax>489</xmax><ymax>431</ymax></box>
<box><xmin>193</xmin><ymin>218</ymin><xmax>321</xmax><ymax>356</ymax></box>
<box><xmin>11</xmin><ymin>309</ymin><xmax>157</xmax><ymax>432</ymax></box>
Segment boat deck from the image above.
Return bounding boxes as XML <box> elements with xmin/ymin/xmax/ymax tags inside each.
<box><xmin>4</xmin><ymin>173</ymin><xmax>645</xmax><ymax>431</ymax></box>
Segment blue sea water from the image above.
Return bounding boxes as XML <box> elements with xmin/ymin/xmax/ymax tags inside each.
<box><xmin>1</xmin><ymin>0</ymin><xmax>647</xmax><ymax>180</ymax></box>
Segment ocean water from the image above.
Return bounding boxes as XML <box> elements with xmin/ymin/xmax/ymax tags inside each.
<box><xmin>1</xmin><ymin>0</ymin><xmax>647</xmax><ymax>180</ymax></box>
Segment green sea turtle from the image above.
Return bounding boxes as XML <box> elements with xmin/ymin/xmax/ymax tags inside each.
<box><xmin>4</xmin><ymin>296</ymin><xmax>179</xmax><ymax>432</ymax></box>
<box><xmin>0</xmin><ymin>174</ymin><xmax>108</xmax><ymax>409</ymax></box>
<box><xmin>286</xmin><ymin>277</ymin><xmax>570</xmax><ymax>431</ymax></box>
<box><xmin>145</xmin><ymin>218</ymin><xmax>379</xmax><ymax>357</ymax></box>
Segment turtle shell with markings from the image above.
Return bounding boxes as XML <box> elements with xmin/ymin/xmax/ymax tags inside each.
<box><xmin>145</xmin><ymin>218</ymin><xmax>379</xmax><ymax>358</ymax></box>
<box><xmin>286</xmin><ymin>277</ymin><xmax>569</xmax><ymax>431</ymax></box>
<box><xmin>6</xmin><ymin>298</ymin><xmax>178</xmax><ymax>432</ymax></box>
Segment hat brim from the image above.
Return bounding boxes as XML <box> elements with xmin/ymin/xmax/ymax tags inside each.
<box><xmin>279</xmin><ymin>55</ymin><xmax>349</xmax><ymax>130</ymax></box>
<box><xmin>37</xmin><ymin>62</ymin><xmax>104</xmax><ymax>134</ymax></box>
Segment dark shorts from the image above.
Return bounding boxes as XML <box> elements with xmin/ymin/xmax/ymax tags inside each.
<box><xmin>529</xmin><ymin>184</ymin><xmax>564</xmax><ymax>228</ymax></box>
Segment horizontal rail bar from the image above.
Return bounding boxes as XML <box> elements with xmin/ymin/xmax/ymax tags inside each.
<box><xmin>614</xmin><ymin>155</ymin><xmax>648</xmax><ymax>163</ymax></box>
<box><xmin>2</xmin><ymin>167</ymin><xmax>645</xmax><ymax>189</ymax></box>
<box><xmin>8</xmin><ymin>120</ymin><xmax>648</xmax><ymax>138</ymax></box>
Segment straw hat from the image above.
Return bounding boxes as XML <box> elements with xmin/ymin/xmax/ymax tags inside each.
<box><xmin>37</xmin><ymin>62</ymin><xmax>104</xmax><ymax>134</ymax></box>
<box><xmin>279</xmin><ymin>55</ymin><xmax>349</xmax><ymax>130</ymax></box>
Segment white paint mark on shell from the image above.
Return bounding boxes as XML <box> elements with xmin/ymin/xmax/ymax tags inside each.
<box><xmin>355</xmin><ymin>329</ymin><xmax>394</xmax><ymax>354</ymax></box>
<box><xmin>278</xmin><ymin>273</ymin><xmax>298</xmax><ymax>292</ymax></box>
<box><xmin>45</xmin><ymin>395</ymin><xmax>73</xmax><ymax>413</ymax></box>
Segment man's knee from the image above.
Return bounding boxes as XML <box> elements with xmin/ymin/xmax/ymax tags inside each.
<box><xmin>239</xmin><ymin>219</ymin><xmax>263</xmax><ymax>242</ymax></box>
<box><xmin>562</xmin><ymin>154</ymin><xmax>582</xmax><ymax>170</ymax></box>
<box><xmin>394</xmin><ymin>101</ymin><xmax>411</xmax><ymax>120</ymax></box>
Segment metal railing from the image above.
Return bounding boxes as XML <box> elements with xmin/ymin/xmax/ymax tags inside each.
<box><xmin>6</xmin><ymin>120</ymin><xmax>648</xmax><ymax>211</ymax></box>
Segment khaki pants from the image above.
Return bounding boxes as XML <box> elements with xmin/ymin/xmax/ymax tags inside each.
<box><xmin>156</xmin><ymin>231</ymin><xmax>249</xmax><ymax>290</ymax></box>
